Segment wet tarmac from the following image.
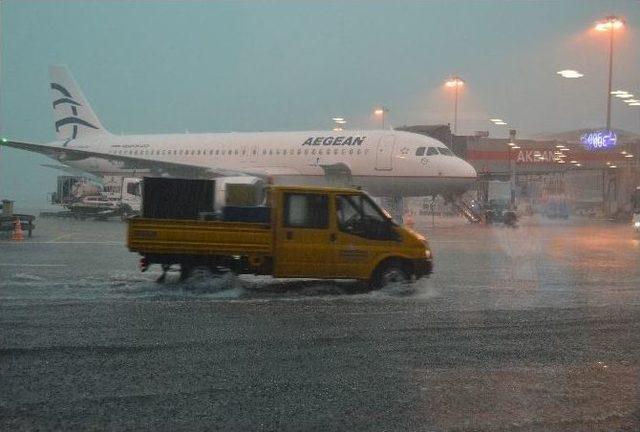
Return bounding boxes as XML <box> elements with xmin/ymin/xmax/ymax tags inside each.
<box><xmin>1</xmin><ymin>216</ymin><xmax>640</xmax><ymax>431</ymax></box>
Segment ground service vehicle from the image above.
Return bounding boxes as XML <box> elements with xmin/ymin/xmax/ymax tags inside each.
<box><xmin>127</xmin><ymin>178</ymin><xmax>433</xmax><ymax>288</ymax></box>
<box><xmin>484</xmin><ymin>180</ymin><xmax>517</xmax><ymax>226</ymax></box>
<box><xmin>543</xmin><ymin>196</ymin><xmax>570</xmax><ymax>219</ymax></box>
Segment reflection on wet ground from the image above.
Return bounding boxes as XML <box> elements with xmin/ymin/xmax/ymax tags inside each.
<box><xmin>2</xmin><ymin>215</ymin><xmax>639</xmax><ymax>308</ymax></box>
<box><xmin>1</xmin><ymin>215</ymin><xmax>639</xmax><ymax>430</ymax></box>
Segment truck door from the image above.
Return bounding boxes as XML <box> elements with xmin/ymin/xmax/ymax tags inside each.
<box><xmin>332</xmin><ymin>193</ymin><xmax>399</xmax><ymax>279</ymax></box>
<box><xmin>274</xmin><ymin>191</ymin><xmax>336</xmax><ymax>278</ymax></box>
<box><xmin>375</xmin><ymin>135</ymin><xmax>395</xmax><ymax>171</ymax></box>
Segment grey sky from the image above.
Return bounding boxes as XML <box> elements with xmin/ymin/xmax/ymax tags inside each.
<box><xmin>1</xmin><ymin>0</ymin><xmax>639</xmax><ymax>206</ymax></box>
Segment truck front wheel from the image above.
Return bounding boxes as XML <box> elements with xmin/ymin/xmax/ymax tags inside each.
<box><xmin>371</xmin><ymin>261</ymin><xmax>410</xmax><ymax>289</ymax></box>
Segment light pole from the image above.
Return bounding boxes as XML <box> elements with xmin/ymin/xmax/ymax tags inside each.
<box><xmin>507</xmin><ymin>129</ymin><xmax>519</xmax><ymax>207</ymax></box>
<box><xmin>594</xmin><ymin>16</ymin><xmax>624</xmax><ymax>131</ymax></box>
<box><xmin>332</xmin><ymin>117</ymin><xmax>346</xmax><ymax>132</ymax></box>
<box><xmin>374</xmin><ymin>107</ymin><xmax>389</xmax><ymax>129</ymax></box>
<box><xmin>445</xmin><ymin>76</ymin><xmax>464</xmax><ymax>134</ymax></box>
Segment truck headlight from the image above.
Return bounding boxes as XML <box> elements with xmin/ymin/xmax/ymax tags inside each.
<box><xmin>635</xmin><ymin>221</ymin><xmax>640</xmax><ymax>228</ymax></box>
<box><xmin>423</xmin><ymin>244</ymin><xmax>431</xmax><ymax>259</ymax></box>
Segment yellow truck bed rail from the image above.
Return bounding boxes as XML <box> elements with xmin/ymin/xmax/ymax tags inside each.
<box><xmin>128</xmin><ymin>217</ymin><xmax>273</xmax><ymax>257</ymax></box>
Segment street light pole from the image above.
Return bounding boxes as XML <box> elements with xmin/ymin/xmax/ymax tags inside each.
<box><xmin>454</xmin><ymin>84</ymin><xmax>459</xmax><ymax>134</ymax></box>
<box><xmin>445</xmin><ymin>76</ymin><xmax>464</xmax><ymax>134</ymax></box>
<box><xmin>606</xmin><ymin>22</ymin><xmax>614</xmax><ymax>130</ymax></box>
<box><xmin>595</xmin><ymin>16</ymin><xmax>624</xmax><ymax>131</ymax></box>
<box><xmin>373</xmin><ymin>107</ymin><xmax>389</xmax><ymax>129</ymax></box>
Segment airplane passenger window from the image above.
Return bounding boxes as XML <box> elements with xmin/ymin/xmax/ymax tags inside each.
<box><xmin>319</xmin><ymin>149</ymin><xmax>323</xmax><ymax>155</ymax></box>
<box><xmin>311</xmin><ymin>149</ymin><xmax>316</xmax><ymax>155</ymax></box>
<box><xmin>342</xmin><ymin>149</ymin><xmax>347</xmax><ymax>155</ymax></box>
<box><xmin>297</xmin><ymin>149</ymin><xmax>301</xmax><ymax>155</ymax></box>
<box><xmin>235</xmin><ymin>150</ymin><xmax>239</xmax><ymax>155</ymax></box>
<box><xmin>426</xmin><ymin>147</ymin><xmax>439</xmax><ymax>156</ymax></box>
<box><xmin>334</xmin><ymin>149</ymin><xmax>339</xmax><ymax>155</ymax></box>
<box><xmin>304</xmin><ymin>149</ymin><xmax>309</xmax><ymax>155</ymax></box>
<box><xmin>357</xmin><ymin>149</ymin><xmax>361</xmax><ymax>155</ymax></box>
<box><xmin>438</xmin><ymin>147</ymin><xmax>454</xmax><ymax>156</ymax></box>
<box><xmin>416</xmin><ymin>147</ymin><xmax>426</xmax><ymax>156</ymax></box>
<box><xmin>349</xmin><ymin>149</ymin><xmax>353</xmax><ymax>155</ymax></box>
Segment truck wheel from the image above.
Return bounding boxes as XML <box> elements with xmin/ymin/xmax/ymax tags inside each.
<box><xmin>372</xmin><ymin>262</ymin><xmax>409</xmax><ymax>289</ymax></box>
<box><xmin>504</xmin><ymin>212</ymin><xmax>517</xmax><ymax>227</ymax></box>
<box><xmin>485</xmin><ymin>212</ymin><xmax>493</xmax><ymax>224</ymax></box>
<box><xmin>179</xmin><ymin>263</ymin><xmax>193</xmax><ymax>281</ymax></box>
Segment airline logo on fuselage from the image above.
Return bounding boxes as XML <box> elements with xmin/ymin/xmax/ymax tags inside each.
<box><xmin>302</xmin><ymin>136</ymin><xmax>366</xmax><ymax>146</ymax></box>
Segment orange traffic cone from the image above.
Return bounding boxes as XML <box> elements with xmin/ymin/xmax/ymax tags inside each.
<box><xmin>11</xmin><ymin>218</ymin><xmax>24</xmax><ymax>241</ymax></box>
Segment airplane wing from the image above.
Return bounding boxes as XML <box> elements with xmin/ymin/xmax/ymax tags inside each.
<box><xmin>1</xmin><ymin>139</ymin><xmax>267</xmax><ymax>179</ymax></box>
<box><xmin>40</xmin><ymin>163</ymin><xmax>92</xmax><ymax>175</ymax></box>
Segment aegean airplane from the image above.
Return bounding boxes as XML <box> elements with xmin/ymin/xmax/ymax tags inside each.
<box><xmin>2</xmin><ymin>65</ymin><xmax>476</xmax><ymax>197</ymax></box>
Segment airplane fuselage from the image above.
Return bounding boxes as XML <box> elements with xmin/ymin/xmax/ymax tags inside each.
<box><xmin>60</xmin><ymin>130</ymin><xmax>476</xmax><ymax>197</ymax></box>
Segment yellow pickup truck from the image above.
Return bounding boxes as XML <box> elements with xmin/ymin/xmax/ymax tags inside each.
<box><xmin>127</xmin><ymin>183</ymin><xmax>432</xmax><ymax>288</ymax></box>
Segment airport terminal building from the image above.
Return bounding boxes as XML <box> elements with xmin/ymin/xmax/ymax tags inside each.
<box><xmin>397</xmin><ymin>125</ymin><xmax>640</xmax><ymax>218</ymax></box>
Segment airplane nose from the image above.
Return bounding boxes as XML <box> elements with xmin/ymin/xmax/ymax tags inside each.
<box><xmin>460</xmin><ymin>158</ymin><xmax>477</xmax><ymax>179</ymax></box>
<box><xmin>465</xmin><ymin>160</ymin><xmax>477</xmax><ymax>179</ymax></box>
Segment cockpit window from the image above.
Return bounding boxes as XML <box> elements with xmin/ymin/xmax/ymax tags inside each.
<box><xmin>426</xmin><ymin>147</ymin><xmax>439</xmax><ymax>156</ymax></box>
<box><xmin>415</xmin><ymin>147</ymin><xmax>426</xmax><ymax>156</ymax></box>
<box><xmin>438</xmin><ymin>147</ymin><xmax>454</xmax><ymax>156</ymax></box>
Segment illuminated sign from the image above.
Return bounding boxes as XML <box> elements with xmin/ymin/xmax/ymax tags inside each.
<box><xmin>515</xmin><ymin>149</ymin><xmax>556</xmax><ymax>164</ymax></box>
<box><xmin>580</xmin><ymin>130</ymin><xmax>617</xmax><ymax>151</ymax></box>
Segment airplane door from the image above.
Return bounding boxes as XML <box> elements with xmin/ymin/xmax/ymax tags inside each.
<box><xmin>375</xmin><ymin>135</ymin><xmax>395</xmax><ymax>171</ymax></box>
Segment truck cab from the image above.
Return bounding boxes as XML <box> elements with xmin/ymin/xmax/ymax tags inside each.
<box><xmin>271</xmin><ymin>186</ymin><xmax>432</xmax><ymax>283</ymax></box>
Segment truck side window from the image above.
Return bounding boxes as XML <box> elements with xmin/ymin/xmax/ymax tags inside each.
<box><xmin>415</xmin><ymin>147</ymin><xmax>426</xmax><ymax>156</ymax></box>
<box><xmin>426</xmin><ymin>147</ymin><xmax>438</xmax><ymax>156</ymax></box>
<box><xmin>126</xmin><ymin>182</ymin><xmax>140</xmax><ymax>196</ymax></box>
<box><xmin>284</xmin><ymin>193</ymin><xmax>328</xmax><ymax>229</ymax></box>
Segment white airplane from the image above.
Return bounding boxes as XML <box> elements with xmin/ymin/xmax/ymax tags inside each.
<box><xmin>2</xmin><ymin>65</ymin><xmax>476</xmax><ymax>198</ymax></box>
